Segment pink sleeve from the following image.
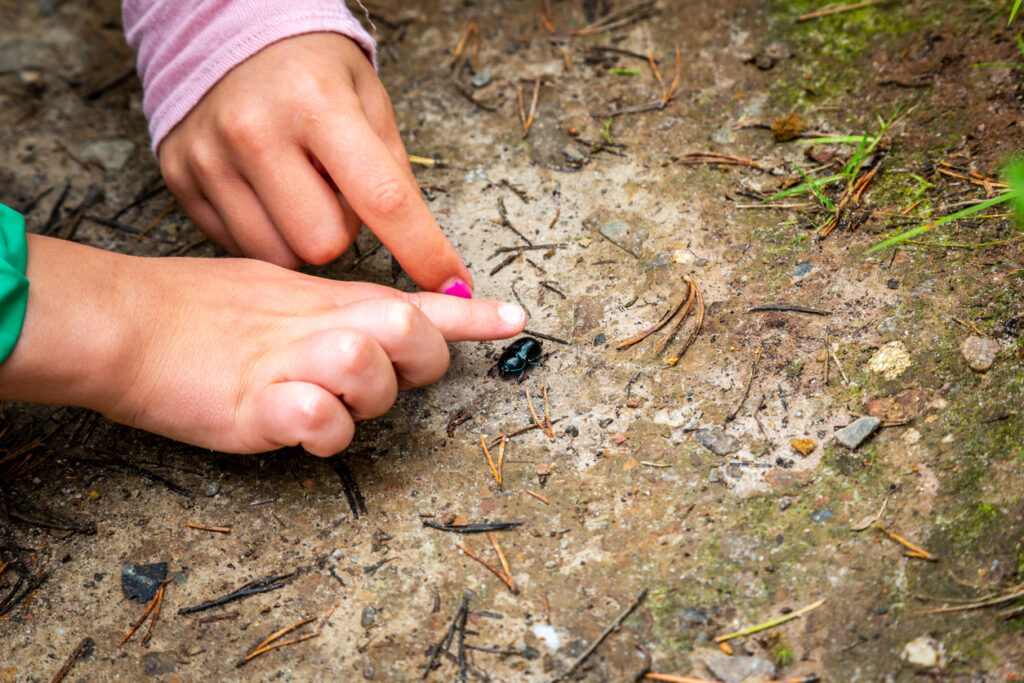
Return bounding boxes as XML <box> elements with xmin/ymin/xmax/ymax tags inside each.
<box><xmin>123</xmin><ymin>0</ymin><xmax>376</xmax><ymax>153</ymax></box>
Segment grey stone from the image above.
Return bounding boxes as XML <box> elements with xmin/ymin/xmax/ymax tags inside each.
<box><xmin>677</xmin><ymin>608</ymin><xmax>710</xmax><ymax>626</ymax></box>
<box><xmin>694</xmin><ymin>428</ymin><xmax>741</xmax><ymax>456</ymax></box>
<box><xmin>703</xmin><ymin>654</ymin><xmax>776</xmax><ymax>683</ymax></box>
<box><xmin>81</xmin><ymin>139</ymin><xmax>135</xmax><ymax>171</ymax></box>
<box><xmin>204</xmin><ymin>481</ymin><xmax>220</xmax><ymax>497</ymax></box>
<box><xmin>794</xmin><ymin>262</ymin><xmax>812</xmax><ymax>277</ymax></box>
<box><xmin>470</xmin><ymin>70</ymin><xmax>492</xmax><ymax>88</ymax></box>
<box><xmin>561</xmin><ymin>145</ymin><xmax>587</xmax><ymax>164</ymax></box>
<box><xmin>653</xmin><ymin>405</ymin><xmax>702</xmax><ymax>430</ymax></box>
<box><xmin>141</xmin><ymin>652</ymin><xmax>177</xmax><ymax>676</ymax></box>
<box><xmin>361</xmin><ymin>605</ymin><xmax>377</xmax><ymax>628</ymax></box>
<box><xmin>960</xmin><ymin>335</ymin><xmax>1000</xmax><ymax>372</ymax></box>
<box><xmin>810</xmin><ymin>508</ymin><xmax>833</xmax><ymax>523</ymax></box>
<box><xmin>647</xmin><ymin>252</ymin><xmax>671</xmax><ymax>270</ymax></box>
<box><xmin>834</xmin><ymin>417</ymin><xmax>881</xmax><ymax>449</ymax></box>
<box><xmin>598</xmin><ymin>219</ymin><xmax>646</xmax><ymax>253</ymax></box>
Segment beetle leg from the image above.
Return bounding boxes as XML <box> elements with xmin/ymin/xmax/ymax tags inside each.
<box><xmin>529</xmin><ymin>353</ymin><xmax>552</xmax><ymax>367</ymax></box>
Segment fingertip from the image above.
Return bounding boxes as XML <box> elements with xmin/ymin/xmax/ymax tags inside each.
<box><xmin>498</xmin><ymin>303</ymin><xmax>526</xmax><ymax>332</ymax></box>
<box><xmin>441</xmin><ymin>277</ymin><xmax>473</xmax><ymax>299</ymax></box>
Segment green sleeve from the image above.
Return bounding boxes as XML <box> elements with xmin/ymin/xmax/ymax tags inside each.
<box><xmin>0</xmin><ymin>203</ymin><xmax>29</xmax><ymax>364</ymax></box>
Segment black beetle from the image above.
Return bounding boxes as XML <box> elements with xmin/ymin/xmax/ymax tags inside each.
<box><xmin>495</xmin><ymin>337</ymin><xmax>545</xmax><ymax>382</ymax></box>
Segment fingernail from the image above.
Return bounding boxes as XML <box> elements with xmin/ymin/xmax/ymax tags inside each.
<box><xmin>442</xmin><ymin>278</ymin><xmax>473</xmax><ymax>299</ymax></box>
<box><xmin>499</xmin><ymin>303</ymin><xmax>525</xmax><ymax>327</ymax></box>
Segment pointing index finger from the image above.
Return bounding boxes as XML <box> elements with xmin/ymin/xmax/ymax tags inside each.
<box><xmin>306</xmin><ymin>101</ymin><xmax>473</xmax><ymax>294</ymax></box>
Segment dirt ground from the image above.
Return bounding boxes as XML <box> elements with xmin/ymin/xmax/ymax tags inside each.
<box><xmin>2</xmin><ymin>0</ymin><xmax>1023</xmax><ymax>680</ymax></box>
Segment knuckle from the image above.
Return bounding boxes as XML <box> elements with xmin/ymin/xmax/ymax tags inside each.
<box><xmin>383</xmin><ymin>300</ymin><xmax>420</xmax><ymax>338</ymax></box>
<box><xmin>337</xmin><ymin>330</ymin><xmax>378</xmax><ymax>372</ymax></box>
<box><xmin>297</xmin><ymin>237</ymin><xmax>345</xmax><ymax>267</ymax></box>
<box><xmin>296</xmin><ymin>392</ymin><xmax>337</xmax><ymax>433</ymax></box>
<box><xmin>159</xmin><ymin>156</ymin><xmax>189</xmax><ymax>197</ymax></box>
<box><xmin>187</xmin><ymin>140</ymin><xmax>222</xmax><ymax>179</ymax></box>
<box><xmin>217</xmin><ymin>106</ymin><xmax>267</xmax><ymax>152</ymax></box>
<box><xmin>368</xmin><ymin>177</ymin><xmax>410</xmax><ymax>219</ymax></box>
<box><xmin>291</xmin><ymin>73</ymin><xmax>332</xmax><ymax>111</ymax></box>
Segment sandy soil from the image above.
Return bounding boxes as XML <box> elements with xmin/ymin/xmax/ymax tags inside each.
<box><xmin>1</xmin><ymin>0</ymin><xmax>1023</xmax><ymax>681</ymax></box>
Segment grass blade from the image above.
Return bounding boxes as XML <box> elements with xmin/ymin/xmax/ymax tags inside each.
<box><xmin>793</xmin><ymin>164</ymin><xmax>836</xmax><ymax>211</ymax></box>
<box><xmin>866</xmin><ymin>193</ymin><xmax>1016</xmax><ymax>253</ymax></box>
<box><xmin>803</xmin><ymin>135</ymin><xmax>878</xmax><ymax>144</ymax></box>
<box><xmin>764</xmin><ymin>174</ymin><xmax>845</xmax><ymax>203</ymax></box>
<box><xmin>1011</xmin><ymin>0</ymin><xmax>1021</xmax><ymax>25</ymax></box>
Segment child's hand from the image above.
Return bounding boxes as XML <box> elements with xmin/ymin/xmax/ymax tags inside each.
<box><xmin>158</xmin><ymin>33</ymin><xmax>473</xmax><ymax>295</ymax></box>
<box><xmin>2</xmin><ymin>237</ymin><xmax>524</xmax><ymax>456</ymax></box>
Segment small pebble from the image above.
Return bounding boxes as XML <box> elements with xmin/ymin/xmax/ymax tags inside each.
<box><xmin>361</xmin><ymin>605</ymin><xmax>377</xmax><ymax>628</ymax></box>
<box><xmin>834</xmin><ymin>417</ymin><xmax>881</xmax><ymax>450</ymax></box>
<box><xmin>88</xmin><ymin>490</ymin><xmax>101</xmax><ymax>501</ymax></box>
<box><xmin>794</xmin><ymin>262</ymin><xmax>812</xmax><ymax>277</ymax></box>
<box><xmin>204</xmin><ymin>481</ymin><xmax>220</xmax><ymax>497</ymax></box>
<box><xmin>790</xmin><ymin>438</ymin><xmax>815</xmax><ymax>456</ymax></box>
<box><xmin>901</xmin><ymin>635</ymin><xmax>944</xmax><ymax>668</ymax></box>
<box><xmin>81</xmin><ymin>139</ymin><xmax>135</xmax><ymax>171</ymax></box>
<box><xmin>960</xmin><ymin>335</ymin><xmax>1000</xmax><ymax>372</ymax></box>
<box><xmin>693</xmin><ymin>428</ymin><xmax>741</xmax><ymax>456</ymax></box>
<box><xmin>810</xmin><ymin>508</ymin><xmax>833</xmax><ymax>523</ymax></box>
<box><xmin>867</xmin><ymin>341</ymin><xmax>912</xmax><ymax>380</ymax></box>
<box><xmin>301</xmin><ymin>478</ymin><xmax>317</xmax><ymax>492</ymax></box>
<box><xmin>470</xmin><ymin>70</ymin><xmax>492</xmax><ymax>88</ymax></box>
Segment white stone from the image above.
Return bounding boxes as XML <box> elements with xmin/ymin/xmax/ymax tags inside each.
<box><xmin>901</xmin><ymin>635</ymin><xmax>944</xmax><ymax>668</ymax></box>
<box><xmin>531</xmin><ymin>624</ymin><xmax>560</xmax><ymax>649</ymax></box>
<box><xmin>867</xmin><ymin>341</ymin><xmax>912</xmax><ymax>380</ymax></box>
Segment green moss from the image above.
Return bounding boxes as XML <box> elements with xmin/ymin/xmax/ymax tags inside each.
<box><xmin>773</xmin><ymin>642</ymin><xmax>795</xmax><ymax>667</ymax></box>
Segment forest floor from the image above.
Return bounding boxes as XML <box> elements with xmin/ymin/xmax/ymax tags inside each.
<box><xmin>1</xmin><ymin>0</ymin><xmax>1023</xmax><ymax>681</ymax></box>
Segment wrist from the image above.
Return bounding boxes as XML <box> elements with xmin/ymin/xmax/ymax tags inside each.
<box><xmin>0</xmin><ymin>235</ymin><xmax>139</xmax><ymax>412</ymax></box>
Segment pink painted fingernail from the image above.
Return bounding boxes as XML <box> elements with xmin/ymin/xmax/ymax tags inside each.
<box><xmin>442</xmin><ymin>279</ymin><xmax>473</xmax><ymax>299</ymax></box>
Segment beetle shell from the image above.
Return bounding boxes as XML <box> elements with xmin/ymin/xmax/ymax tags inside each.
<box><xmin>496</xmin><ymin>337</ymin><xmax>544</xmax><ymax>380</ymax></box>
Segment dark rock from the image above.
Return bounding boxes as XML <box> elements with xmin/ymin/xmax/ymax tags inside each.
<box><xmin>694</xmin><ymin>428</ymin><xmax>741</xmax><ymax>456</ymax></box>
<box><xmin>204</xmin><ymin>481</ymin><xmax>220</xmax><ymax>497</ymax></box>
<box><xmin>361</xmin><ymin>605</ymin><xmax>377</xmax><ymax>628</ymax></box>
<box><xmin>593</xmin><ymin>333</ymin><xmax>608</xmax><ymax>346</ymax></box>
<box><xmin>887</xmin><ymin>278</ymin><xmax>900</xmax><ymax>289</ymax></box>
<box><xmin>794</xmin><ymin>262</ymin><xmax>812</xmax><ymax>277</ymax></box>
<box><xmin>121</xmin><ymin>562</ymin><xmax>168</xmax><ymax>603</ymax></box>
